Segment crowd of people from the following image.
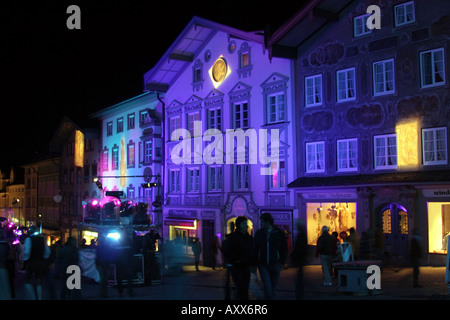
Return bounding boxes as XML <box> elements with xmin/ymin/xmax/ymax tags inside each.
<box><xmin>0</xmin><ymin>216</ymin><xmax>429</xmax><ymax>300</ymax></box>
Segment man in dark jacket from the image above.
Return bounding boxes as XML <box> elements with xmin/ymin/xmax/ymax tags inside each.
<box><xmin>317</xmin><ymin>226</ymin><xmax>336</xmax><ymax>286</ymax></box>
<box><xmin>254</xmin><ymin>213</ymin><xmax>288</xmax><ymax>300</ymax></box>
<box><xmin>222</xmin><ymin>216</ymin><xmax>256</xmax><ymax>300</ymax></box>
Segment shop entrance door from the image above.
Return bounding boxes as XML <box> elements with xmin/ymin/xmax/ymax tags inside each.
<box><xmin>202</xmin><ymin>220</ymin><xmax>215</xmax><ymax>267</ymax></box>
<box><xmin>380</xmin><ymin>203</ymin><xmax>409</xmax><ymax>265</ymax></box>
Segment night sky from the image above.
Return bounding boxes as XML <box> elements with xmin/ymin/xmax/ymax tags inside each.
<box><xmin>2</xmin><ymin>0</ymin><xmax>304</xmax><ymax>175</ymax></box>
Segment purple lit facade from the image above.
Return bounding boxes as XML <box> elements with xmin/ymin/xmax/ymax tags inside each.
<box><xmin>269</xmin><ymin>0</ymin><xmax>450</xmax><ymax>265</ymax></box>
<box><xmin>144</xmin><ymin>17</ymin><xmax>295</xmax><ymax>266</ymax></box>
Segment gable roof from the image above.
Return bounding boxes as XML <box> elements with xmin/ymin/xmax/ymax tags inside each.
<box><xmin>143</xmin><ymin>16</ymin><xmax>264</xmax><ymax>93</ymax></box>
<box><xmin>267</xmin><ymin>0</ymin><xmax>357</xmax><ymax>59</ymax></box>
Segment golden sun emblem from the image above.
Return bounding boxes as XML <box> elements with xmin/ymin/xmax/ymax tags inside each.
<box><xmin>212</xmin><ymin>57</ymin><xmax>227</xmax><ymax>83</ymax></box>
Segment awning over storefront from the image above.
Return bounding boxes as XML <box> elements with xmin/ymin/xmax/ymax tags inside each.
<box><xmin>288</xmin><ymin>169</ymin><xmax>450</xmax><ymax>189</ymax></box>
<box><xmin>164</xmin><ymin>218</ymin><xmax>196</xmax><ymax>228</ymax></box>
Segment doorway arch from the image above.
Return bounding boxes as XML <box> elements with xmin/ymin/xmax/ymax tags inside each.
<box><xmin>379</xmin><ymin>203</ymin><xmax>409</xmax><ymax>265</ymax></box>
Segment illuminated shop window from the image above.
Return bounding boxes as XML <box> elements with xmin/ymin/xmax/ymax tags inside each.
<box><xmin>306</xmin><ymin>202</ymin><xmax>357</xmax><ymax>245</ymax></box>
<box><xmin>428</xmin><ymin>202</ymin><xmax>450</xmax><ymax>254</ymax></box>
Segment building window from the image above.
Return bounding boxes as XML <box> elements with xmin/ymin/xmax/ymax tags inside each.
<box><xmin>187</xmin><ymin>112</ymin><xmax>200</xmax><ymax>137</ymax></box>
<box><xmin>394</xmin><ymin>1</ymin><xmax>415</xmax><ymax>27</ymax></box>
<box><xmin>234</xmin><ymin>164</ymin><xmax>249</xmax><ymax>191</ymax></box>
<box><xmin>233</xmin><ymin>102</ymin><xmax>249</xmax><ymax>129</ymax></box>
<box><xmin>354</xmin><ymin>14</ymin><xmax>372</xmax><ymax>37</ymax></box>
<box><xmin>336</xmin><ymin>68</ymin><xmax>356</xmax><ymax>102</ymax></box>
<box><xmin>102</xmin><ymin>148</ymin><xmax>109</xmax><ymax>171</ymax></box>
<box><xmin>306</xmin><ymin>141</ymin><xmax>325</xmax><ymax>173</ymax></box>
<box><xmin>305</xmin><ymin>74</ymin><xmax>322</xmax><ymax>107</ymax></box>
<box><xmin>422</xmin><ymin>127</ymin><xmax>447</xmax><ymax>165</ymax></box>
<box><xmin>374</xmin><ymin>134</ymin><xmax>397</xmax><ymax>169</ymax></box>
<box><xmin>207</xmin><ymin>108</ymin><xmax>222</xmax><ymax>131</ymax></box>
<box><xmin>269</xmin><ymin>161</ymin><xmax>286</xmax><ymax>190</ymax></box>
<box><xmin>420</xmin><ymin>48</ymin><xmax>445</xmax><ymax>88</ymax></box>
<box><xmin>106</xmin><ymin>122</ymin><xmax>113</xmax><ymax>137</ymax></box>
<box><xmin>237</xmin><ymin>42</ymin><xmax>252</xmax><ymax>78</ymax></box>
<box><xmin>127</xmin><ymin>185</ymin><xmax>135</xmax><ymax>200</ymax></box>
<box><xmin>112</xmin><ymin>146</ymin><xmax>119</xmax><ymax>170</ymax></box>
<box><xmin>139</xmin><ymin>109</ymin><xmax>148</xmax><ymax>126</ymax></box>
<box><xmin>192</xmin><ymin>59</ymin><xmax>204</xmax><ymax>91</ymax></box>
<box><xmin>117</xmin><ymin>117</ymin><xmax>124</xmax><ymax>133</ymax></box>
<box><xmin>337</xmin><ymin>138</ymin><xmax>358</xmax><ymax>172</ymax></box>
<box><xmin>208</xmin><ymin>166</ymin><xmax>223</xmax><ymax>191</ymax></box>
<box><xmin>144</xmin><ymin>140</ymin><xmax>152</xmax><ymax>164</ymax></box>
<box><xmin>373</xmin><ymin>59</ymin><xmax>395</xmax><ymax>96</ymax></box>
<box><xmin>187</xmin><ymin>168</ymin><xmax>200</xmax><ymax>193</ymax></box>
<box><xmin>169</xmin><ymin>117</ymin><xmax>181</xmax><ymax>139</ymax></box>
<box><xmin>169</xmin><ymin>169</ymin><xmax>180</xmax><ymax>193</ymax></box>
<box><xmin>127</xmin><ymin>113</ymin><xmax>135</xmax><ymax>130</ymax></box>
<box><xmin>127</xmin><ymin>142</ymin><xmax>135</xmax><ymax>168</ymax></box>
<box><xmin>267</xmin><ymin>93</ymin><xmax>286</xmax><ymax>123</ymax></box>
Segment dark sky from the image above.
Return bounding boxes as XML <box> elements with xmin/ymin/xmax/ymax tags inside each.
<box><xmin>2</xmin><ymin>0</ymin><xmax>304</xmax><ymax>174</ymax></box>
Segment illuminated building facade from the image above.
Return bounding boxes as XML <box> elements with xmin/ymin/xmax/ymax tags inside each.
<box><xmin>269</xmin><ymin>0</ymin><xmax>450</xmax><ymax>265</ymax></box>
<box><xmin>144</xmin><ymin>17</ymin><xmax>295</xmax><ymax>267</ymax></box>
<box><xmin>23</xmin><ymin>157</ymin><xmax>61</xmax><ymax>239</ymax></box>
<box><xmin>91</xmin><ymin>92</ymin><xmax>163</xmax><ymax>230</ymax></box>
<box><xmin>49</xmin><ymin>117</ymin><xmax>101</xmax><ymax>241</ymax></box>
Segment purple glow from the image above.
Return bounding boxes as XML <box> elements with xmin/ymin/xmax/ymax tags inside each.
<box><xmin>92</xmin><ymin>199</ymin><xmax>99</xmax><ymax>206</ymax></box>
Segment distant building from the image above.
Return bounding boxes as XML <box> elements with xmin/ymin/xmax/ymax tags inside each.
<box><xmin>49</xmin><ymin>116</ymin><xmax>101</xmax><ymax>241</ymax></box>
<box><xmin>23</xmin><ymin>157</ymin><xmax>61</xmax><ymax>239</ymax></box>
<box><xmin>268</xmin><ymin>0</ymin><xmax>450</xmax><ymax>265</ymax></box>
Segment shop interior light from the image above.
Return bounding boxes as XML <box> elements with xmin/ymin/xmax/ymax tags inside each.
<box><xmin>106</xmin><ymin>232</ymin><xmax>121</xmax><ymax>240</ymax></box>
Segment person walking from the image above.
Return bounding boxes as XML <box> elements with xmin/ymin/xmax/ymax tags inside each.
<box><xmin>317</xmin><ymin>226</ymin><xmax>336</xmax><ymax>286</ymax></box>
<box><xmin>191</xmin><ymin>237</ymin><xmax>202</xmax><ymax>271</ymax></box>
<box><xmin>211</xmin><ymin>236</ymin><xmax>220</xmax><ymax>270</ymax></box>
<box><xmin>0</xmin><ymin>228</ymin><xmax>12</xmax><ymax>300</ymax></box>
<box><xmin>410</xmin><ymin>227</ymin><xmax>424</xmax><ymax>288</ymax></box>
<box><xmin>23</xmin><ymin>226</ymin><xmax>51</xmax><ymax>300</ymax></box>
<box><xmin>290</xmin><ymin>220</ymin><xmax>308</xmax><ymax>300</ymax></box>
<box><xmin>254</xmin><ymin>213</ymin><xmax>288</xmax><ymax>300</ymax></box>
<box><xmin>222</xmin><ymin>216</ymin><xmax>256</xmax><ymax>300</ymax></box>
<box><xmin>58</xmin><ymin>236</ymin><xmax>80</xmax><ymax>299</ymax></box>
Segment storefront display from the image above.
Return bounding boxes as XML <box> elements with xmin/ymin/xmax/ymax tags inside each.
<box><xmin>428</xmin><ymin>202</ymin><xmax>450</xmax><ymax>254</ymax></box>
<box><xmin>306</xmin><ymin>202</ymin><xmax>356</xmax><ymax>245</ymax></box>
